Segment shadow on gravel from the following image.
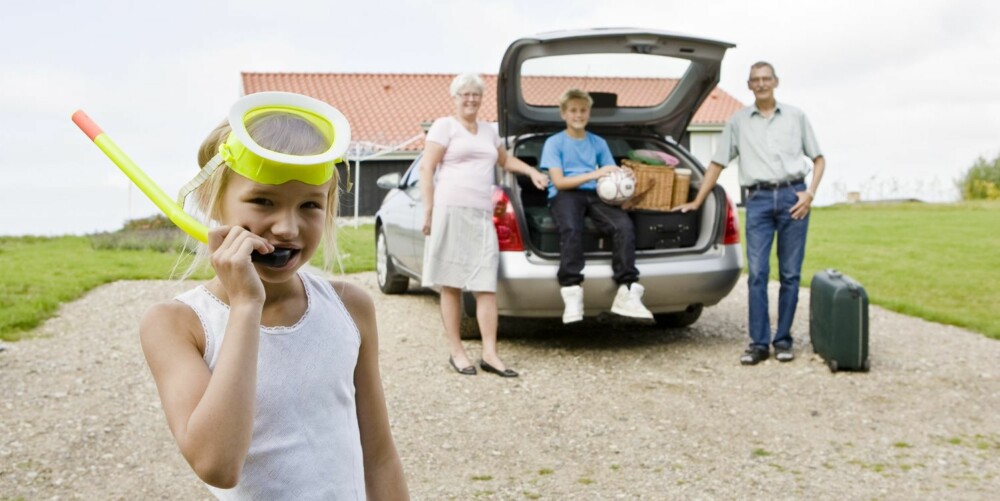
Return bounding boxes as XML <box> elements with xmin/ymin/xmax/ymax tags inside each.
<box><xmin>497</xmin><ymin>316</ymin><xmax>692</xmax><ymax>352</ymax></box>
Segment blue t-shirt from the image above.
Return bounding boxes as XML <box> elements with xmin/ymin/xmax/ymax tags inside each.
<box><xmin>539</xmin><ymin>131</ymin><xmax>616</xmax><ymax>199</ymax></box>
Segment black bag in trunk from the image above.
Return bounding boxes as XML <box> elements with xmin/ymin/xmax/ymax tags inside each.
<box><xmin>524</xmin><ymin>207</ymin><xmax>611</xmax><ymax>253</ymax></box>
<box><xmin>629</xmin><ymin>210</ymin><xmax>699</xmax><ymax>249</ymax></box>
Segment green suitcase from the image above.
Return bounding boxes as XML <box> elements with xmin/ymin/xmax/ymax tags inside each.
<box><xmin>809</xmin><ymin>269</ymin><xmax>870</xmax><ymax>372</ymax></box>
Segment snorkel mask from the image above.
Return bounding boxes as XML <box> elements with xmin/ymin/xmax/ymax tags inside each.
<box><xmin>72</xmin><ymin>92</ymin><xmax>352</xmax><ymax>266</ymax></box>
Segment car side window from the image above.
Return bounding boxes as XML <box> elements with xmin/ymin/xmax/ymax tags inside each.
<box><xmin>401</xmin><ymin>156</ymin><xmax>422</xmax><ymax>188</ymax></box>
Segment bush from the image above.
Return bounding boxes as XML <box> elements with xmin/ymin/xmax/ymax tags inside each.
<box><xmin>89</xmin><ymin>228</ymin><xmax>189</xmax><ymax>253</ymax></box>
<box><xmin>958</xmin><ymin>153</ymin><xmax>1000</xmax><ymax>200</ymax></box>
<box><xmin>90</xmin><ymin>215</ymin><xmax>189</xmax><ymax>253</ymax></box>
<box><xmin>122</xmin><ymin>214</ymin><xmax>177</xmax><ymax>231</ymax></box>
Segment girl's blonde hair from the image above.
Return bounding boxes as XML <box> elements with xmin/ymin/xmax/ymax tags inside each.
<box><xmin>181</xmin><ymin>112</ymin><xmax>341</xmax><ymax>277</ymax></box>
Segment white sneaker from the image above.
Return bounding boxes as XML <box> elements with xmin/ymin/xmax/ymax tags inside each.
<box><xmin>560</xmin><ymin>285</ymin><xmax>584</xmax><ymax>323</ymax></box>
<box><xmin>611</xmin><ymin>283</ymin><xmax>654</xmax><ymax>320</ymax></box>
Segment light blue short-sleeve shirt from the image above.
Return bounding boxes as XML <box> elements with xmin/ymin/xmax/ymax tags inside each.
<box><xmin>540</xmin><ymin>131</ymin><xmax>616</xmax><ymax>199</ymax></box>
<box><xmin>712</xmin><ymin>102</ymin><xmax>823</xmax><ymax>187</ymax></box>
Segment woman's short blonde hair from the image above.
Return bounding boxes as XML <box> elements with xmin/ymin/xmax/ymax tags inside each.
<box><xmin>182</xmin><ymin>112</ymin><xmax>341</xmax><ymax>277</ymax></box>
<box><xmin>449</xmin><ymin>73</ymin><xmax>485</xmax><ymax>97</ymax></box>
<box><xmin>559</xmin><ymin>88</ymin><xmax>593</xmax><ymax>110</ymax></box>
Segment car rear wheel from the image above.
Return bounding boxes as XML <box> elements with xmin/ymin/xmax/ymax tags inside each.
<box><xmin>376</xmin><ymin>227</ymin><xmax>408</xmax><ymax>294</ymax></box>
<box><xmin>654</xmin><ymin>304</ymin><xmax>703</xmax><ymax>328</ymax></box>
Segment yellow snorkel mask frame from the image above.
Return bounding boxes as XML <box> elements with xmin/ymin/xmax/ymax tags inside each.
<box><xmin>219</xmin><ymin>91</ymin><xmax>351</xmax><ymax>186</ymax></box>
<box><xmin>177</xmin><ymin>92</ymin><xmax>353</xmax><ymax>215</ymax></box>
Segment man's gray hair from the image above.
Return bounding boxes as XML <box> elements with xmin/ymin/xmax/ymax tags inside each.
<box><xmin>750</xmin><ymin>61</ymin><xmax>777</xmax><ymax>79</ymax></box>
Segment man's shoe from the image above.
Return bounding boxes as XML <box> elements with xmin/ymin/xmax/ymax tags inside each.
<box><xmin>775</xmin><ymin>346</ymin><xmax>795</xmax><ymax>362</ymax></box>
<box><xmin>610</xmin><ymin>283</ymin><xmax>654</xmax><ymax>321</ymax></box>
<box><xmin>740</xmin><ymin>347</ymin><xmax>769</xmax><ymax>365</ymax></box>
<box><xmin>561</xmin><ymin>285</ymin><xmax>584</xmax><ymax>324</ymax></box>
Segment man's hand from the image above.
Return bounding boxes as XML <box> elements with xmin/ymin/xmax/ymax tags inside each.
<box><xmin>671</xmin><ymin>201</ymin><xmax>700</xmax><ymax>213</ymax></box>
<box><xmin>790</xmin><ymin>191</ymin><xmax>813</xmax><ymax>219</ymax></box>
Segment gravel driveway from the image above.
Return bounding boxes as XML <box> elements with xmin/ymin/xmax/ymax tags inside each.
<box><xmin>1</xmin><ymin>272</ymin><xmax>998</xmax><ymax>500</ymax></box>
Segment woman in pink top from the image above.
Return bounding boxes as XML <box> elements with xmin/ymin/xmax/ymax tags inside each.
<box><xmin>419</xmin><ymin>73</ymin><xmax>549</xmax><ymax>377</ymax></box>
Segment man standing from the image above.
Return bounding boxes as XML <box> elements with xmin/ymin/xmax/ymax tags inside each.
<box><xmin>675</xmin><ymin>61</ymin><xmax>825</xmax><ymax>365</ymax></box>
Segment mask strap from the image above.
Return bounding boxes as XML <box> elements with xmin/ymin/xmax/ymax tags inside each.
<box><xmin>177</xmin><ymin>154</ymin><xmax>224</xmax><ymax>206</ymax></box>
<box><xmin>341</xmin><ymin>159</ymin><xmax>353</xmax><ymax>193</ymax></box>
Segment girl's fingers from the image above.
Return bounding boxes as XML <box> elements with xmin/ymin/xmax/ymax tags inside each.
<box><xmin>208</xmin><ymin>225</ymin><xmax>232</xmax><ymax>252</ymax></box>
<box><xmin>211</xmin><ymin>227</ymin><xmax>273</xmax><ymax>265</ymax></box>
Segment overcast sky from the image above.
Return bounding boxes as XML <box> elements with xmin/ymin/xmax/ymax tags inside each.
<box><xmin>1</xmin><ymin>0</ymin><xmax>997</xmax><ymax>236</ymax></box>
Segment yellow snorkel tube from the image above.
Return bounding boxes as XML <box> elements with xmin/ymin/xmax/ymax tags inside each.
<box><xmin>73</xmin><ymin>92</ymin><xmax>351</xmax><ymax>264</ymax></box>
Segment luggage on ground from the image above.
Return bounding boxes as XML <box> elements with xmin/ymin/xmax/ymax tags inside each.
<box><xmin>809</xmin><ymin>269</ymin><xmax>871</xmax><ymax>372</ymax></box>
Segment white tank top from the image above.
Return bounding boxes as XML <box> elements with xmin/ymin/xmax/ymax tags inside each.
<box><xmin>175</xmin><ymin>272</ymin><xmax>365</xmax><ymax>500</ymax></box>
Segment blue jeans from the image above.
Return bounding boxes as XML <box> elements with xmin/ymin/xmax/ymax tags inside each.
<box><xmin>744</xmin><ymin>183</ymin><xmax>809</xmax><ymax>350</ymax></box>
<box><xmin>549</xmin><ymin>190</ymin><xmax>639</xmax><ymax>287</ymax></box>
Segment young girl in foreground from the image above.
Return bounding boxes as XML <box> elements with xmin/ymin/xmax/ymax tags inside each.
<box><xmin>140</xmin><ymin>93</ymin><xmax>408</xmax><ymax>499</ymax></box>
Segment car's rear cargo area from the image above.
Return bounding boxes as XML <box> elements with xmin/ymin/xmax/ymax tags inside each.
<box><xmin>510</xmin><ymin>135</ymin><xmax>714</xmax><ymax>257</ymax></box>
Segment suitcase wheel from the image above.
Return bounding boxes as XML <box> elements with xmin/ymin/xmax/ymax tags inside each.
<box><xmin>862</xmin><ymin>359</ymin><xmax>871</xmax><ymax>372</ymax></box>
<box><xmin>828</xmin><ymin>359</ymin><xmax>838</xmax><ymax>373</ymax></box>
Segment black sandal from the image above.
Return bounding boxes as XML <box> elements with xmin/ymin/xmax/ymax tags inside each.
<box><xmin>479</xmin><ymin>359</ymin><xmax>519</xmax><ymax>378</ymax></box>
<box><xmin>449</xmin><ymin>356</ymin><xmax>477</xmax><ymax>375</ymax></box>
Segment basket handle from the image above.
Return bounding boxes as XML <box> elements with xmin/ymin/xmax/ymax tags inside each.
<box><xmin>622</xmin><ymin>171</ymin><xmax>654</xmax><ymax>210</ymax></box>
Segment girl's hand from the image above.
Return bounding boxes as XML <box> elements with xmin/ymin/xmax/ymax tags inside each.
<box><xmin>422</xmin><ymin>209</ymin><xmax>432</xmax><ymax>236</ymax></box>
<box><xmin>208</xmin><ymin>226</ymin><xmax>273</xmax><ymax>305</ymax></box>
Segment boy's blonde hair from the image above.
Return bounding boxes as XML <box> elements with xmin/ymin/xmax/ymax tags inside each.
<box><xmin>182</xmin><ymin>112</ymin><xmax>341</xmax><ymax>277</ymax></box>
<box><xmin>559</xmin><ymin>88</ymin><xmax>593</xmax><ymax>110</ymax></box>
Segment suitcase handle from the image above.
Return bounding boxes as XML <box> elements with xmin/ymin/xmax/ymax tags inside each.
<box><xmin>826</xmin><ymin>268</ymin><xmax>862</xmax><ymax>296</ymax></box>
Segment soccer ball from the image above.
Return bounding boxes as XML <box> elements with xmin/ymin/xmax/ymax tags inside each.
<box><xmin>596</xmin><ymin>170</ymin><xmax>636</xmax><ymax>205</ymax></box>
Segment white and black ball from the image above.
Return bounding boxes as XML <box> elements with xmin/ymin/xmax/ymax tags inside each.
<box><xmin>596</xmin><ymin>170</ymin><xmax>636</xmax><ymax>205</ymax></box>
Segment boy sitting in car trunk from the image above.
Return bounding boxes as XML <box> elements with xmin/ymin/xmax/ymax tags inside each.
<box><xmin>540</xmin><ymin>88</ymin><xmax>654</xmax><ymax>324</ymax></box>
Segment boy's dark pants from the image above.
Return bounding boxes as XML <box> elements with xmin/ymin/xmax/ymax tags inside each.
<box><xmin>549</xmin><ymin>190</ymin><xmax>639</xmax><ymax>287</ymax></box>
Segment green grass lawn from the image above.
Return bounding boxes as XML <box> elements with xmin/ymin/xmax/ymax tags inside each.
<box><xmin>0</xmin><ymin>235</ymin><xmax>204</xmax><ymax>341</ymax></box>
<box><xmin>317</xmin><ymin>223</ymin><xmax>376</xmax><ymax>274</ymax></box>
<box><xmin>2</xmin><ymin>204</ymin><xmax>999</xmax><ymax>342</ymax></box>
<box><xmin>743</xmin><ymin>201</ymin><xmax>1000</xmax><ymax>340</ymax></box>
<box><xmin>0</xmin><ymin>224</ymin><xmax>374</xmax><ymax>342</ymax></box>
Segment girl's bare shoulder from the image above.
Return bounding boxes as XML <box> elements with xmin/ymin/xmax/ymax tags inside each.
<box><xmin>140</xmin><ymin>299</ymin><xmax>205</xmax><ymax>353</ymax></box>
<box><xmin>328</xmin><ymin>280</ymin><xmax>376</xmax><ymax>336</ymax></box>
<box><xmin>328</xmin><ymin>280</ymin><xmax>374</xmax><ymax>313</ymax></box>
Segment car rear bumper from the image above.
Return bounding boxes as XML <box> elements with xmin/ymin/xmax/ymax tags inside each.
<box><xmin>495</xmin><ymin>244</ymin><xmax>742</xmax><ymax>317</ymax></box>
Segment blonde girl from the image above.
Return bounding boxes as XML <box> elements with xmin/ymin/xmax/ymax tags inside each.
<box><xmin>140</xmin><ymin>93</ymin><xmax>408</xmax><ymax>499</ymax></box>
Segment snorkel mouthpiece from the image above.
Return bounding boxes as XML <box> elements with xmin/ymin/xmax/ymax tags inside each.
<box><xmin>251</xmin><ymin>248</ymin><xmax>292</xmax><ymax>267</ymax></box>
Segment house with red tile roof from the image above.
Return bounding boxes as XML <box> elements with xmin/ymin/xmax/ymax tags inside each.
<box><xmin>241</xmin><ymin>72</ymin><xmax>744</xmax><ymax>215</ymax></box>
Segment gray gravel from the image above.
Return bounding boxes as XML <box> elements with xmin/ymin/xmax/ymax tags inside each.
<box><xmin>1</xmin><ymin>272</ymin><xmax>998</xmax><ymax>500</ymax></box>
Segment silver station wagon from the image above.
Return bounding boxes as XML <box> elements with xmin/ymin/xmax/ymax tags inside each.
<box><xmin>375</xmin><ymin>28</ymin><xmax>743</xmax><ymax>334</ymax></box>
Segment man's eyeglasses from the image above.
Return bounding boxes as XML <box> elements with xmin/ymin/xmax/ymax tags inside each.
<box><xmin>457</xmin><ymin>92</ymin><xmax>482</xmax><ymax>100</ymax></box>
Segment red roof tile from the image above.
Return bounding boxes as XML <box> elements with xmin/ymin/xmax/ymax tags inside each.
<box><xmin>242</xmin><ymin>73</ymin><xmax>743</xmax><ymax>152</ymax></box>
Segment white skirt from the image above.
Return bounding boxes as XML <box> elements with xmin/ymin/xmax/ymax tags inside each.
<box><xmin>422</xmin><ymin>206</ymin><xmax>498</xmax><ymax>292</ymax></box>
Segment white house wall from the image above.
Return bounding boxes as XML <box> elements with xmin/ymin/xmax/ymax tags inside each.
<box><xmin>689</xmin><ymin>130</ymin><xmax>742</xmax><ymax>204</ymax></box>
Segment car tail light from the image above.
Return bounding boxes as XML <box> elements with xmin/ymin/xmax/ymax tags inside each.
<box><xmin>492</xmin><ymin>186</ymin><xmax>524</xmax><ymax>251</ymax></box>
<box><xmin>722</xmin><ymin>194</ymin><xmax>741</xmax><ymax>245</ymax></box>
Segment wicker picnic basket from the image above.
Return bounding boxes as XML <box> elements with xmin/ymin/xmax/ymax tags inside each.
<box><xmin>622</xmin><ymin>159</ymin><xmax>675</xmax><ymax>211</ymax></box>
